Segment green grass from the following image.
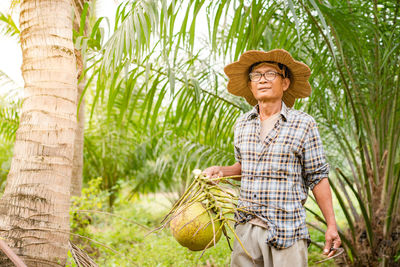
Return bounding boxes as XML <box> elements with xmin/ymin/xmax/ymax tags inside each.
<box><xmin>67</xmin><ymin>187</ymin><xmax>343</xmax><ymax>266</ymax></box>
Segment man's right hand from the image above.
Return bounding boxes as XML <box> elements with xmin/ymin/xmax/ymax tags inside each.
<box><xmin>202</xmin><ymin>166</ymin><xmax>223</xmax><ymax>184</ymax></box>
<box><xmin>202</xmin><ymin>162</ymin><xmax>242</xmax><ymax>182</ymax></box>
<box><xmin>203</xmin><ymin>166</ymin><xmax>223</xmax><ymax>178</ymax></box>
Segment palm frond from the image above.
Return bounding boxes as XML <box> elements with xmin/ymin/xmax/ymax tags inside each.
<box><xmin>0</xmin><ymin>12</ymin><xmax>20</xmax><ymax>39</ymax></box>
<box><xmin>0</xmin><ymin>104</ymin><xmax>19</xmax><ymax>142</ymax></box>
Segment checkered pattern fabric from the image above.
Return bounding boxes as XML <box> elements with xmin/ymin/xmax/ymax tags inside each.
<box><xmin>234</xmin><ymin>102</ymin><xmax>329</xmax><ymax>249</ymax></box>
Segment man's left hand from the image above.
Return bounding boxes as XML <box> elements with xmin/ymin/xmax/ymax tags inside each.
<box><xmin>323</xmin><ymin>226</ymin><xmax>341</xmax><ymax>257</ymax></box>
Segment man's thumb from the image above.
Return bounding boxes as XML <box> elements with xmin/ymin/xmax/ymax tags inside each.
<box><xmin>323</xmin><ymin>240</ymin><xmax>332</xmax><ymax>255</ymax></box>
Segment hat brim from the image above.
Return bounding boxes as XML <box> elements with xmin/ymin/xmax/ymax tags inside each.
<box><xmin>224</xmin><ymin>49</ymin><xmax>311</xmax><ymax>107</ymax></box>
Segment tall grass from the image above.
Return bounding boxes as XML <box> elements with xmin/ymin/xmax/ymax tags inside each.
<box><xmin>67</xmin><ymin>180</ymin><xmax>345</xmax><ymax>267</ymax></box>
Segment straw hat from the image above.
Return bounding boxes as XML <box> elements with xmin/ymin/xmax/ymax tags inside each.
<box><xmin>224</xmin><ymin>49</ymin><xmax>311</xmax><ymax>107</ymax></box>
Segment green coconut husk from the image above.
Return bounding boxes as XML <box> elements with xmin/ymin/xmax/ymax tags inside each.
<box><xmin>150</xmin><ymin>170</ymin><xmax>256</xmax><ymax>262</ymax></box>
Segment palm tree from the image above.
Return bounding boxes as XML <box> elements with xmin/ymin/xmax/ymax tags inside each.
<box><xmin>0</xmin><ymin>0</ymin><xmax>78</xmax><ymax>265</ymax></box>
<box><xmin>71</xmin><ymin>0</ymin><xmax>89</xmax><ymax>197</ymax></box>
<box><xmin>83</xmin><ymin>0</ymin><xmax>399</xmax><ymax>266</ymax></box>
<box><xmin>298</xmin><ymin>2</ymin><xmax>400</xmax><ymax>266</ymax></box>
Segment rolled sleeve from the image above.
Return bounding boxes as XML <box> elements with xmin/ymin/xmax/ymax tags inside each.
<box><xmin>234</xmin><ymin>145</ymin><xmax>241</xmax><ymax>163</ymax></box>
<box><xmin>302</xmin><ymin>121</ymin><xmax>329</xmax><ymax>190</ymax></box>
<box><xmin>234</xmin><ymin>122</ymin><xmax>242</xmax><ymax>163</ymax></box>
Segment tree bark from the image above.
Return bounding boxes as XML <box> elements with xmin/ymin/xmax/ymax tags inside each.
<box><xmin>0</xmin><ymin>0</ymin><xmax>78</xmax><ymax>266</ymax></box>
<box><xmin>71</xmin><ymin>73</ymin><xmax>84</xmax><ymax>197</ymax></box>
<box><xmin>70</xmin><ymin>0</ymin><xmax>88</xmax><ymax>198</ymax></box>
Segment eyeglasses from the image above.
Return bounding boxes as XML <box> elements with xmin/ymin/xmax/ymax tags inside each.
<box><xmin>249</xmin><ymin>71</ymin><xmax>284</xmax><ymax>82</ymax></box>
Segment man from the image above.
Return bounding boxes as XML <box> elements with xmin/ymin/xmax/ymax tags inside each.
<box><xmin>204</xmin><ymin>49</ymin><xmax>341</xmax><ymax>267</ymax></box>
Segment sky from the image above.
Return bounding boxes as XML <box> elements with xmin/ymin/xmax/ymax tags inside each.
<box><xmin>0</xmin><ymin>1</ymin><xmax>22</xmax><ymax>88</ymax></box>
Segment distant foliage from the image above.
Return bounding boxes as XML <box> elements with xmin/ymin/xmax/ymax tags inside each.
<box><xmin>70</xmin><ymin>177</ymin><xmax>108</xmax><ymax>258</ymax></box>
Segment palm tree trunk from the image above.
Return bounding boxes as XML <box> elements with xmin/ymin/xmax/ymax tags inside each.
<box><xmin>70</xmin><ymin>0</ymin><xmax>88</xmax><ymax>198</ymax></box>
<box><xmin>0</xmin><ymin>0</ymin><xmax>78</xmax><ymax>266</ymax></box>
<box><xmin>71</xmin><ymin>68</ymin><xmax>85</xmax><ymax>197</ymax></box>
<box><xmin>71</xmin><ymin>81</ymin><xmax>84</xmax><ymax>197</ymax></box>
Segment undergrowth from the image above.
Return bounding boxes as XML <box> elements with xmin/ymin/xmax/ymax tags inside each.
<box><xmin>67</xmin><ymin>179</ymin><xmax>340</xmax><ymax>267</ymax></box>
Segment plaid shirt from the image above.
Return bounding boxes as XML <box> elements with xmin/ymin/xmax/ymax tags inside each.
<box><xmin>234</xmin><ymin>102</ymin><xmax>329</xmax><ymax>249</ymax></box>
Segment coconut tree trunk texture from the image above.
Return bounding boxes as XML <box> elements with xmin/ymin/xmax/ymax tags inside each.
<box><xmin>71</xmin><ymin>71</ymin><xmax>84</xmax><ymax>197</ymax></box>
<box><xmin>0</xmin><ymin>0</ymin><xmax>78</xmax><ymax>266</ymax></box>
<box><xmin>70</xmin><ymin>0</ymin><xmax>88</xmax><ymax>197</ymax></box>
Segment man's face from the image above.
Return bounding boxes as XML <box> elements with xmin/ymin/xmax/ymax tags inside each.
<box><xmin>248</xmin><ymin>64</ymin><xmax>290</xmax><ymax>103</ymax></box>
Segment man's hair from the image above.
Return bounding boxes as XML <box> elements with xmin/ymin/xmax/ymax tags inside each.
<box><xmin>248</xmin><ymin>61</ymin><xmax>290</xmax><ymax>79</ymax></box>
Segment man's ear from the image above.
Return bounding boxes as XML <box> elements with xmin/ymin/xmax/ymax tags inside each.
<box><xmin>282</xmin><ymin>78</ymin><xmax>290</xmax><ymax>92</ymax></box>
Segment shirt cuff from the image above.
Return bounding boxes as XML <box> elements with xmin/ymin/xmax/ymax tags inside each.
<box><xmin>308</xmin><ymin>175</ymin><xmax>328</xmax><ymax>190</ymax></box>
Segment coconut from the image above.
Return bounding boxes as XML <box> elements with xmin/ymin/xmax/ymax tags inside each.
<box><xmin>170</xmin><ymin>202</ymin><xmax>222</xmax><ymax>251</ymax></box>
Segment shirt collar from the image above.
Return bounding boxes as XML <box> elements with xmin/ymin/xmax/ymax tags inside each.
<box><xmin>247</xmin><ymin>101</ymin><xmax>289</xmax><ymax>121</ymax></box>
<box><xmin>280</xmin><ymin>101</ymin><xmax>289</xmax><ymax>121</ymax></box>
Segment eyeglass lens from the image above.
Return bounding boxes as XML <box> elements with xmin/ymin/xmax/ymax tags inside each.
<box><xmin>249</xmin><ymin>72</ymin><xmax>279</xmax><ymax>82</ymax></box>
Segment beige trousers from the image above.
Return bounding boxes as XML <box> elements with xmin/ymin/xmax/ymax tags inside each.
<box><xmin>231</xmin><ymin>223</ymin><xmax>308</xmax><ymax>267</ymax></box>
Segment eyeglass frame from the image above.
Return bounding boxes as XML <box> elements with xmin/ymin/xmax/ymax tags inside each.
<box><xmin>248</xmin><ymin>71</ymin><xmax>284</xmax><ymax>82</ymax></box>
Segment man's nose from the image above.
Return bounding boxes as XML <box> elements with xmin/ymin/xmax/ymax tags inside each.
<box><xmin>259</xmin><ymin>75</ymin><xmax>268</xmax><ymax>83</ymax></box>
